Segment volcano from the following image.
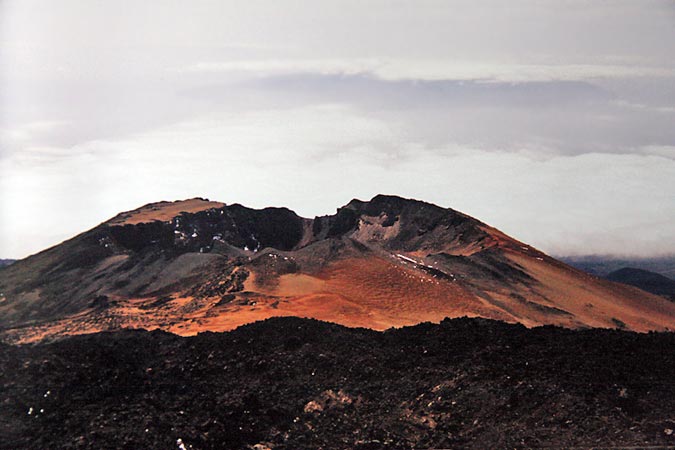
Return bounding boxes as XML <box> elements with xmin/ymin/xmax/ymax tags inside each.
<box><xmin>1</xmin><ymin>195</ymin><xmax>674</xmax><ymax>343</ymax></box>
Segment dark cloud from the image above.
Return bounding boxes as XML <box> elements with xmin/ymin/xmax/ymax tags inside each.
<box><xmin>182</xmin><ymin>73</ymin><xmax>675</xmax><ymax>155</ymax></box>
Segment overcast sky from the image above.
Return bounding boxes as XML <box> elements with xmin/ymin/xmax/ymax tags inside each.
<box><xmin>1</xmin><ymin>0</ymin><xmax>675</xmax><ymax>259</ymax></box>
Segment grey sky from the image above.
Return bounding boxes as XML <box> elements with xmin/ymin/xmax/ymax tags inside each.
<box><xmin>1</xmin><ymin>0</ymin><xmax>674</xmax><ymax>258</ymax></box>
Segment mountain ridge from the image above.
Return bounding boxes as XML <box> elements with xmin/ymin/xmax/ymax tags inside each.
<box><xmin>561</xmin><ymin>255</ymin><xmax>675</xmax><ymax>280</ymax></box>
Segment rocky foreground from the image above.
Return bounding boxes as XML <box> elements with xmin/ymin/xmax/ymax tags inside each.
<box><xmin>2</xmin><ymin>317</ymin><xmax>675</xmax><ymax>449</ymax></box>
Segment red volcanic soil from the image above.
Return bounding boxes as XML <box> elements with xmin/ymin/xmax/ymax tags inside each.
<box><xmin>107</xmin><ymin>198</ymin><xmax>225</xmax><ymax>225</ymax></box>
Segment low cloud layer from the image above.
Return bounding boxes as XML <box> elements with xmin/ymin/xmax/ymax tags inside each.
<box><xmin>1</xmin><ymin>0</ymin><xmax>674</xmax><ymax>258</ymax></box>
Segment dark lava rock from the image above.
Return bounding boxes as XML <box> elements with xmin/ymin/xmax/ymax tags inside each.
<box><xmin>108</xmin><ymin>204</ymin><xmax>305</xmax><ymax>255</ymax></box>
<box><xmin>2</xmin><ymin>317</ymin><xmax>675</xmax><ymax>449</ymax></box>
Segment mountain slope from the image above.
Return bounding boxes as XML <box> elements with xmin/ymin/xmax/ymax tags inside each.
<box><xmin>1</xmin><ymin>195</ymin><xmax>674</xmax><ymax>342</ymax></box>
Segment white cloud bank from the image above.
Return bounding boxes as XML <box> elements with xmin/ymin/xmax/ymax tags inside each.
<box><xmin>1</xmin><ymin>104</ymin><xmax>674</xmax><ymax>258</ymax></box>
<box><xmin>177</xmin><ymin>59</ymin><xmax>675</xmax><ymax>83</ymax></box>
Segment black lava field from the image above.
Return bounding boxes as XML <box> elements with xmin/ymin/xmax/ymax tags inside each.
<box><xmin>3</xmin><ymin>317</ymin><xmax>675</xmax><ymax>449</ymax></box>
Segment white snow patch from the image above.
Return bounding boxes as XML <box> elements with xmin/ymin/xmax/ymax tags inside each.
<box><xmin>396</xmin><ymin>254</ymin><xmax>418</xmax><ymax>264</ymax></box>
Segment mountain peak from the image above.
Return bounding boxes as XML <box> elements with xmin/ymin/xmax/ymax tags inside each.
<box><xmin>343</xmin><ymin>194</ymin><xmax>444</xmax><ymax>213</ymax></box>
<box><xmin>3</xmin><ymin>195</ymin><xmax>675</xmax><ymax>342</ymax></box>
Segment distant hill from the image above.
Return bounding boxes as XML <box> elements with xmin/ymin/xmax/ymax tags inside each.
<box><xmin>561</xmin><ymin>255</ymin><xmax>675</xmax><ymax>280</ymax></box>
<box><xmin>606</xmin><ymin>267</ymin><xmax>675</xmax><ymax>301</ymax></box>
<box><xmin>0</xmin><ymin>259</ymin><xmax>15</xmax><ymax>268</ymax></box>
